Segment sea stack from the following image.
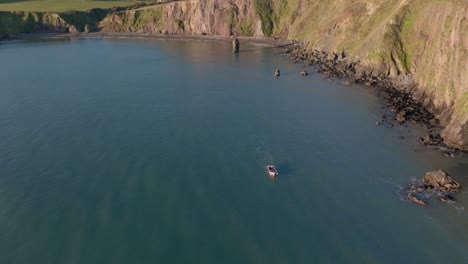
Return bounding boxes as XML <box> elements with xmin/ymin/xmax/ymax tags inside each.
<box><xmin>274</xmin><ymin>69</ymin><xmax>280</xmax><ymax>78</ymax></box>
<box><xmin>232</xmin><ymin>37</ymin><xmax>239</xmax><ymax>53</ymax></box>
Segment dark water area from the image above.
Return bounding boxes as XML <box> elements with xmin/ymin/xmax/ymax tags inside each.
<box><xmin>0</xmin><ymin>37</ymin><xmax>467</xmax><ymax>264</ymax></box>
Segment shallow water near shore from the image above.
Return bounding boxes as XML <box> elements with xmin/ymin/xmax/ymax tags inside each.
<box><xmin>0</xmin><ymin>37</ymin><xmax>467</xmax><ymax>264</ymax></box>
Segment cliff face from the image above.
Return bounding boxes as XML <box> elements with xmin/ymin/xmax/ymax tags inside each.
<box><xmin>99</xmin><ymin>0</ymin><xmax>468</xmax><ymax>149</ymax></box>
<box><xmin>0</xmin><ymin>9</ymin><xmax>108</xmax><ymax>33</ymax></box>
<box><xmin>1</xmin><ymin>0</ymin><xmax>467</xmax><ymax>149</ymax></box>
<box><xmin>98</xmin><ymin>1</ymin><xmax>264</xmax><ymax>36</ymax></box>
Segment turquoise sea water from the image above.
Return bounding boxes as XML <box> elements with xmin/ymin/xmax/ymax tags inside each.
<box><xmin>0</xmin><ymin>37</ymin><xmax>467</xmax><ymax>264</ymax></box>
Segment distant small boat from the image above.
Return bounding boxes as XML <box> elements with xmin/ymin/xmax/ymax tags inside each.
<box><xmin>267</xmin><ymin>165</ymin><xmax>278</xmax><ymax>177</ymax></box>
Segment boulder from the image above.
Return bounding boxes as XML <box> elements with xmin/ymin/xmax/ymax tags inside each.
<box><xmin>422</xmin><ymin>170</ymin><xmax>462</xmax><ymax>192</ymax></box>
<box><xmin>342</xmin><ymin>80</ymin><xmax>351</xmax><ymax>86</ymax></box>
<box><xmin>300</xmin><ymin>70</ymin><xmax>308</xmax><ymax>76</ymax></box>
<box><xmin>396</xmin><ymin>113</ymin><xmax>406</xmax><ymax>123</ymax></box>
<box><xmin>419</xmin><ymin>134</ymin><xmax>443</xmax><ymax>146</ymax></box>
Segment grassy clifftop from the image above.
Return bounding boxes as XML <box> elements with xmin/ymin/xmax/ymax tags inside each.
<box><xmin>0</xmin><ymin>0</ymin><xmax>134</xmax><ymax>12</ymax></box>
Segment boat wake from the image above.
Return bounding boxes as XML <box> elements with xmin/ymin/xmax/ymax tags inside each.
<box><xmin>255</xmin><ymin>140</ymin><xmax>274</xmax><ymax>166</ymax></box>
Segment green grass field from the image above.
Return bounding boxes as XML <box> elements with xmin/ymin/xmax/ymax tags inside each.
<box><xmin>0</xmin><ymin>0</ymin><xmax>135</xmax><ymax>12</ymax></box>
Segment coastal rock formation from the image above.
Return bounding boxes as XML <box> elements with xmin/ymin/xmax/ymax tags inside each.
<box><xmin>407</xmin><ymin>193</ymin><xmax>427</xmax><ymax>206</ymax></box>
<box><xmin>232</xmin><ymin>37</ymin><xmax>239</xmax><ymax>53</ymax></box>
<box><xmin>422</xmin><ymin>170</ymin><xmax>462</xmax><ymax>193</ymax></box>
<box><xmin>404</xmin><ymin>170</ymin><xmax>462</xmax><ymax>205</ymax></box>
<box><xmin>419</xmin><ymin>134</ymin><xmax>443</xmax><ymax>146</ymax></box>
<box><xmin>84</xmin><ymin>24</ymin><xmax>92</xmax><ymax>33</ymax></box>
<box><xmin>439</xmin><ymin>195</ymin><xmax>455</xmax><ymax>203</ymax></box>
<box><xmin>274</xmin><ymin>69</ymin><xmax>280</xmax><ymax>78</ymax></box>
<box><xmin>68</xmin><ymin>25</ymin><xmax>78</xmax><ymax>33</ymax></box>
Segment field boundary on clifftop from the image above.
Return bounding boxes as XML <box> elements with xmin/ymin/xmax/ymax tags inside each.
<box><xmin>0</xmin><ymin>0</ymin><xmax>136</xmax><ymax>12</ymax></box>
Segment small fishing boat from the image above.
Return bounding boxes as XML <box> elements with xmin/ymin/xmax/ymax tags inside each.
<box><xmin>267</xmin><ymin>165</ymin><xmax>278</xmax><ymax>177</ymax></box>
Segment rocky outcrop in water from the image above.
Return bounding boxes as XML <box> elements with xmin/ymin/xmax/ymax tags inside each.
<box><xmin>232</xmin><ymin>37</ymin><xmax>239</xmax><ymax>53</ymax></box>
<box><xmin>419</xmin><ymin>134</ymin><xmax>443</xmax><ymax>146</ymax></box>
<box><xmin>422</xmin><ymin>170</ymin><xmax>462</xmax><ymax>193</ymax></box>
<box><xmin>404</xmin><ymin>170</ymin><xmax>462</xmax><ymax>206</ymax></box>
<box><xmin>84</xmin><ymin>24</ymin><xmax>93</xmax><ymax>33</ymax></box>
<box><xmin>274</xmin><ymin>69</ymin><xmax>280</xmax><ymax>78</ymax></box>
<box><xmin>407</xmin><ymin>193</ymin><xmax>427</xmax><ymax>206</ymax></box>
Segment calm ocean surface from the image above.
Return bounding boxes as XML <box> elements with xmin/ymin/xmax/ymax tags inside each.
<box><xmin>0</xmin><ymin>37</ymin><xmax>467</xmax><ymax>264</ymax></box>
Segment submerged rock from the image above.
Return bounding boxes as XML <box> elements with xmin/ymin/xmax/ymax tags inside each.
<box><xmin>443</xmin><ymin>151</ymin><xmax>456</xmax><ymax>158</ymax></box>
<box><xmin>408</xmin><ymin>193</ymin><xmax>427</xmax><ymax>206</ymax></box>
<box><xmin>438</xmin><ymin>194</ymin><xmax>455</xmax><ymax>203</ymax></box>
<box><xmin>416</xmin><ymin>185</ymin><xmax>425</xmax><ymax>192</ymax></box>
<box><xmin>439</xmin><ymin>196</ymin><xmax>448</xmax><ymax>203</ymax></box>
<box><xmin>422</xmin><ymin>170</ymin><xmax>461</xmax><ymax>193</ymax></box>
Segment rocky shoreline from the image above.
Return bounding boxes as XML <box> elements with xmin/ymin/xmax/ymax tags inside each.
<box><xmin>0</xmin><ymin>33</ymin><xmax>16</xmax><ymax>41</ymax></box>
<box><xmin>281</xmin><ymin>42</ymin><xmax>465</xmax><ymax>158</ymax></box>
